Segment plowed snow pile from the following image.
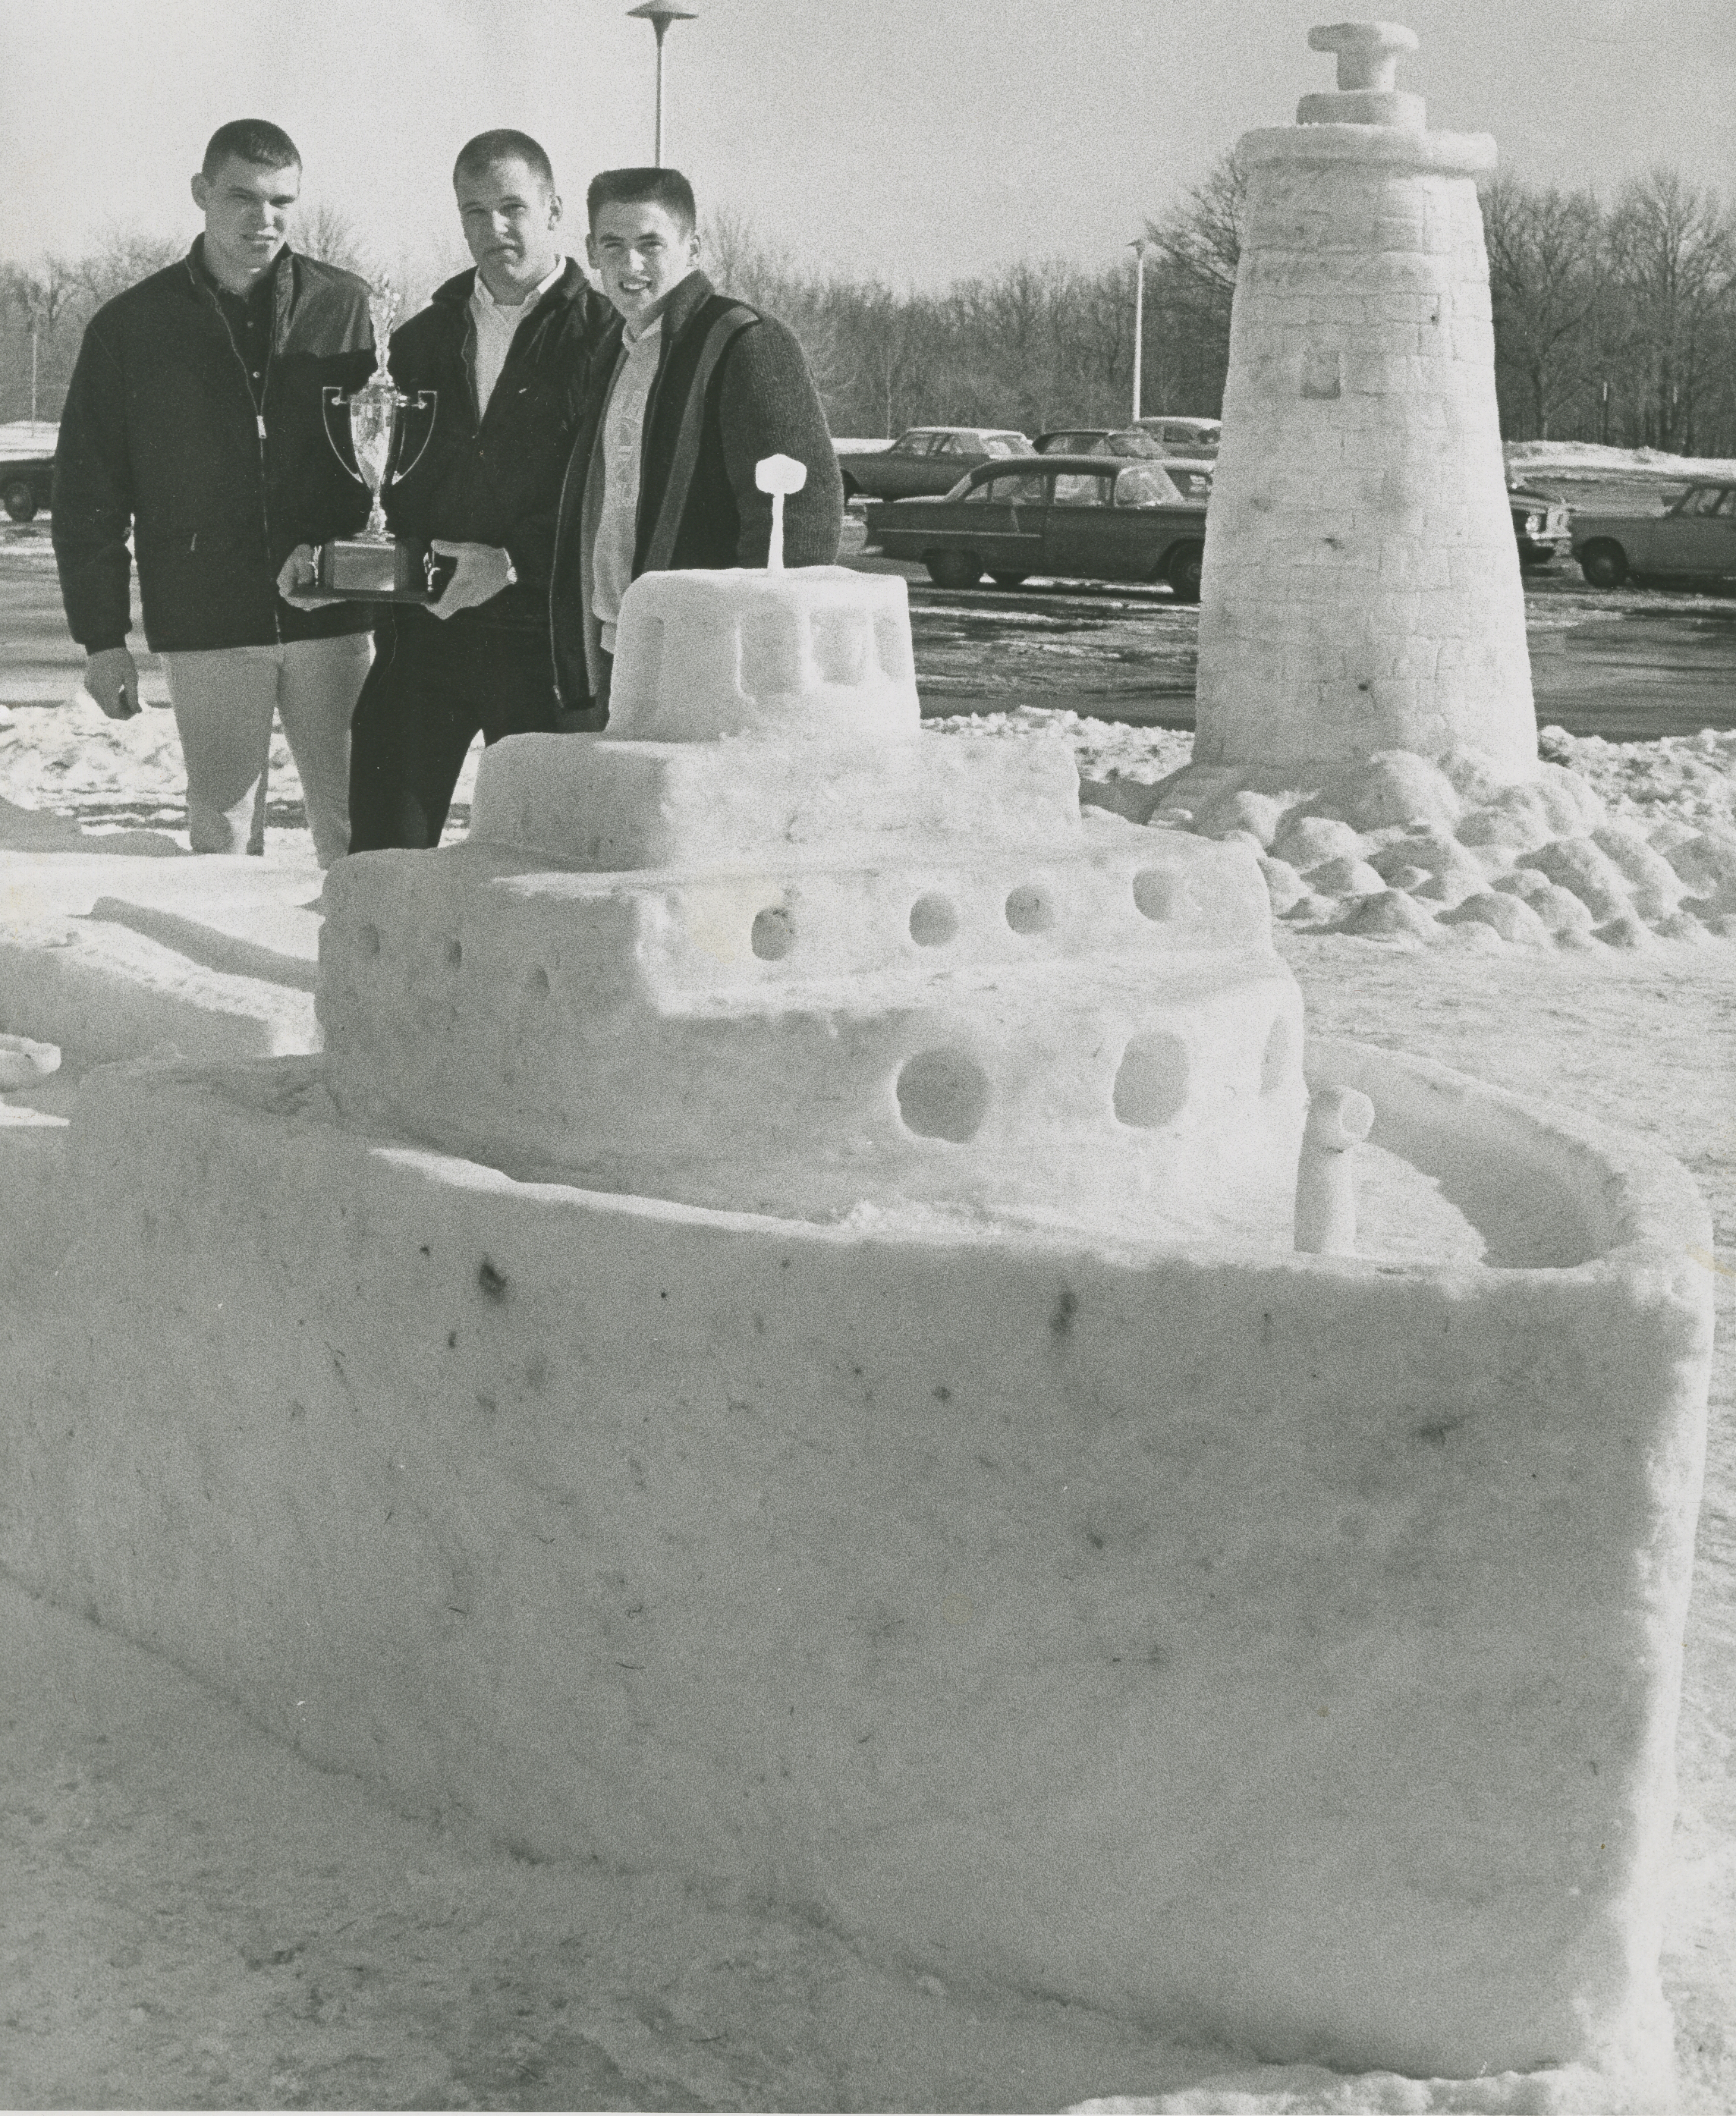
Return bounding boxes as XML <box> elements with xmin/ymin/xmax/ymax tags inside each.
<box><xmin>7</xmin><ymin>699</ymin><xmax>1735</xmax><ymax>950</ymax></box>
<box><xmin>924</xmin><ymin>709</ymin><xmax>1736</xmax><ymax>951</ymax></box>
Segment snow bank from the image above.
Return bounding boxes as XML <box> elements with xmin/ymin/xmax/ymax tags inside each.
<box><xmin>0</xmin><ymin>1036</ymin><xmax>1709</xmax><ymax>2096</ymax></box>
<box><xmin>1506</xmin><ymin>441</ymin><xmax>1736</xmax><ymax>485</ymax></box>
<box><xmin>1075</xmin><ymin>737</ymin><xmax>1736</xmax><ymax>951</ymax></box>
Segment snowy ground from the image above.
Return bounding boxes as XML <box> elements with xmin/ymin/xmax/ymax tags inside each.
<box><xmin>2</xmin><ymin>703</ymin><xmax>1734</xmax><ymax>2111</ymax></box>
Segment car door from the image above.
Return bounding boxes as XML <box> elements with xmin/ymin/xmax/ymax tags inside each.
<box><xmin>954</xmin><ymin>469</ymin><xmax>1047</xmax><ymax>575</ymax></box>
<box><xmin>1678</xmin><ymin>486</ymin><xmax>1736</xmax><ymax>578</ymax></box>
<box><xmin>1650</xmin><ymin>485</ymin><xmax>1731</xmax><ymax>574</ymax></box>
<box><xmin>882</xmin><ymin>433</ymin><xmax>943</xmax><ymax>497</ymax></box>
<box><xmin>931</xmin><ymin>431</ymin><xmax>991</xmax><ymax>494</ymax></box>
<box><xmin>1043</xmin><ymin>469</ymin><xmax>1126</xmax><ymax>579</ymax></box>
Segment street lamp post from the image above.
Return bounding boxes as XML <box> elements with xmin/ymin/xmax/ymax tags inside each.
<box><xmin>627</xmin><ymin>1</ymin><xmax>699</xmax><ymax>167</ymax></box>
<box><xmin>24</xmin><ymin>293</ymin><xmax>46</xmax><ymax>434</ymax></box>
<box><xmin>1128</xmin><ymin>237</ymin><xmax>1153</xmax><ymax>423</ymax></box>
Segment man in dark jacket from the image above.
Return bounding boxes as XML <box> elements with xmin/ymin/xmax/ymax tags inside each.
<box><xmin>323</xmin><ymin>130</ymin><xmax>612</xmax><ymax>851</ymax></box>
<box><xmin>549</xmin><ymin>167</ymin><xmax>843</xmax><ymax>723</ymax></box>
<box><xmin>52</xmin><ymin>120</ymin><xmax>375</xmax><ymax>866</ymax></box>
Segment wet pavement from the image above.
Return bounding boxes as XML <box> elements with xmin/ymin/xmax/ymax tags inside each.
<box><xmin>5</xmin><ymin>516</ymin><xmax>1735</xmax><ymax>749</ymax></box>
<box><xmin>841</xmin><ymin>519</ymin><xmax>1736</xmax><ymax>740</ymax></box>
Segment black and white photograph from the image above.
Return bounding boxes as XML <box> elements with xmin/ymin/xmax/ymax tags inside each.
<box><xmin>2</xmin><ymin>2</ymin><xmax>1733</xmax><ymax>2109</ymax></box>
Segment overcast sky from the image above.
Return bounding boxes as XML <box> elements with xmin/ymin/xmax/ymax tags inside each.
<box><xmin>3</xmin><ymin>0</ymin><xmax>1732</xmax><ymax>291</ymax></box>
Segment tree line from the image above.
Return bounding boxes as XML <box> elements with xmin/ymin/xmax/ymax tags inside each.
<box><xmin>5</xmin><ymin>160</ymin><xmax>1733</xmax><ymax>454</ymax></box>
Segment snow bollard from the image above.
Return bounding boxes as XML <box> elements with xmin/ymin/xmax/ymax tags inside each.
<box><xmin>1294</xmin><ymin>1084</ymin><xmax>1375</xmax><ymax>1253</ymax></box>
<box><xmin>756</xmin><ymin>452</ymin><xmax>807</xmax><ymax>574</ymax></box>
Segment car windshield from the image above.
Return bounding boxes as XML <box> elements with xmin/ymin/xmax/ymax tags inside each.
<box><xmin>1103</xmin><ymin>431</ymin><xmax>1165</xmax><ymax>458</ymax></box>
<box><xmin>980</xmin><ymin>434</ymin><xmax>1034</xmax><ymax>458</ymax></box>
<box><xmin>892</xmin><ymin>433</ymin><xmax>939</xmax><ymax>454</ymax></box>
<box><xmin>1677</xmin><ymin>486</ymin><xmax>1733</xmax><ymax>517</ymax></box>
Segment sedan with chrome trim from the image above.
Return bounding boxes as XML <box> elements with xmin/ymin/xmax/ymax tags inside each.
<box><xmin>863</xmin><ymin>456</ymin><xmax>1210</xmax><ymax>598</ymax></box>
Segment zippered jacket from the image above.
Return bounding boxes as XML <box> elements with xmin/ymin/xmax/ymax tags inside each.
<box><xmin>380</xmin><ymin>259</ymin><xmax>612</xmax><ymax>636</ymax></box>
<box><xmin>549</xmin><ymin>271</ymin><xmax>844</xmax><ymax>711</ymax></box>
<box><xmin>52</xmin><ymin>240</ymin><xmax>377</xmax><ymax>654</ymax></box>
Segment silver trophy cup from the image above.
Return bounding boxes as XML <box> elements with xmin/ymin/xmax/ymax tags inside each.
<box><xmin>315</xmin><ymin>285</ymin><xmax>440</xmax><ymax>600</ymax></box>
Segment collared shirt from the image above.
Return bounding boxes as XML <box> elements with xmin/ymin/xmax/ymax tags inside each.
<box><xmin>590</xmin><ymin>315</ymin><xmax>663</xmax><ymax>650</ymax></box>
<box><xmin>469</xmin><ymin>255</ymin><xmax>565</xmax><ymax>419</ymax></box>
<box><xmin>202</xmin><ymin>251</ymin><xmax>277</xmax><ymax>413</ymax></box>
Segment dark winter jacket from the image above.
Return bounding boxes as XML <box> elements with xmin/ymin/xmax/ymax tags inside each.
<box><xmin>381</xmin><ymin>259</ymin><xmax>612</xmax><ymax>637</ymax></box>
<box><xmin>52</xmin><ymin>240</ymin><xmax>376</xmax><ymax>653</ymax></box>
<box><xmin>549</xmin><ymin>271</ymin><xmax>844</xmax><ymax>711</ymax></box>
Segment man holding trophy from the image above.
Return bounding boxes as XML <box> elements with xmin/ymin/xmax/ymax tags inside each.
<box><xmin>283</xmin><ymin>130</ymin><xmax>610</xmax><ymax>853</ymax></box>
<box><xmin>53</xmin><ymin>121</ymin><xmax>376</xmax><ymax>866</ymax></box>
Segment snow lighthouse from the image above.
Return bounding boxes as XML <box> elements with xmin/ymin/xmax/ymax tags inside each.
<box><xmin>1194</xmin><ymin>20</ymin><xmax>1537</xmax><ymax>772</ymax></box>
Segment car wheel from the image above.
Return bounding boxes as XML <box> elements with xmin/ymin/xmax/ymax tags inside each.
<box><xmin>1165</xmin><ymin>542</ymin><xmax>1204</xmax><ymax>602</ymax></box>
<box><xmin>988</xmin><ymin>571</ymin><xmax>1029</xmax><ymax>587</ymax></box>
<box><xmin>2</xmin><ymin>479</ymin><xmax>38</xmax><ymax>523</ymax></box>
<box><xmin>1579</xmin><ymin>541</ymin><xmax>1628</xmax><ymax>590</ymax></box>
<box><xmin>926</xmin><ymin>551</ymin><xmax>983</xmax><ymax>589</ymax></box>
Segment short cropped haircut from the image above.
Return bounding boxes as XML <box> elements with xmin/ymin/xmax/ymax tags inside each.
<box><xmin>452</xmin><ymin>130</ymin><xmax>556</xmax><ymax>193</ymax></box>
<box><xmin>587</xmin><ymin>166</ymin><xmax>697</xmax><ymax>234</ymax></box>
<box><xmin>203</xmin><ymin>120</ymin><xmax>301</xmax><ymax>178</ymax></box>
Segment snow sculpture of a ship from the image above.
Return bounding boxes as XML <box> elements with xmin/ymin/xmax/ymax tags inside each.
<box><xmin>0</xmin><ymin>497</ymin><xmax>1711</xmax><ymax>2110</ymax></box>
<box><xmin>317</xmin><ymin>564</ymin><xmax>1307</xmax><ymax>1248</ymax></box>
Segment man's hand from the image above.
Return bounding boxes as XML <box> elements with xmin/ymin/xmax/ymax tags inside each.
<box><xmin>429</xmin><ymin>540</ymin><xmax>515</xmax><ymax>620</ymax></box>
<box><xmin>277</xmin><ymin>542</ymin><xmax>340</xmax><ymax>608</ymax></box>
<box><xmin>86</xmin><ymin>646</ymin><xmax>140</xmax><ymax>721</ymax></box>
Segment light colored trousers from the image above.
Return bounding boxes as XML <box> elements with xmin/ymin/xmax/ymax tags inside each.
<box><xmin>162</xmin><ymin>634</ymin><xmax>372</xmax><ymax>868</ymax></box>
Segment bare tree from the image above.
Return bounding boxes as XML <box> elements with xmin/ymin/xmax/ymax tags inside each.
<box><xmin>71</xmin><ymin>228</ymin><xmax>185</xmax><ymax>309</ymax></box>
<box><xmin>1482</xmin><ymin>177</ymin><xmax>1602</xmax><ymax>439</ymax></box>
<box><xmin>295</xmin><ymin>199</ymin><xmax>370</xmax><ymax>276</ymax></box>
<box><xmin>1603</xmin><ymin>168</ymin><xmax>1736</xmax><ymax>452</ymax></box>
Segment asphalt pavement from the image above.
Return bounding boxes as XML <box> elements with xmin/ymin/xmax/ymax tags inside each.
<box><xmin>841</xmin><ymin>517</ymin><xmax>1736</xmax><ymax>740</ymax></box>
<box><xmin>5</xmin><ymin>515</ymin><xmax>1734</xmax><ymax>742</ymax></box>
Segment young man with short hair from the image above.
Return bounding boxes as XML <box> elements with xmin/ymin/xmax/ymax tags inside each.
<box><xmin>52</xmin><ymin>120</ymin><xmax>376</xmax><ymax>865</ymax></box>
<box><xmin>331</xmin><ymin>130</ymin><xmax>612</xmax><ymax>851</ymax></box>
<box><xmin>549</xmin><ymin>167</ymin><xmax>843</xmax><ymax>723</ymax></box>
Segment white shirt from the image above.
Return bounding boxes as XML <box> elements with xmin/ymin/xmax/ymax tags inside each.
<box><xmin>469</xmin><ymin>255</ymin><xmax>565</xmax><ymax>417</ymax></box>
<box><xmin>590</xmin><ymin>316</ymin><xmax>663</xmax><ymax>650</ymax></box>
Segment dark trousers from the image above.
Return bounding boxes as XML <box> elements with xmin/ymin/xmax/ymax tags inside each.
<box><xmin>348</xmin><ymin>610</ymin><xmax>561</xmax><ymax>851</ymax></box>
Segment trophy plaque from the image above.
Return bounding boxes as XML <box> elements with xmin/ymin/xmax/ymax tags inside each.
<box><xmin>310</xmin><ymin>285</ymin><xmax>442</xmax><ymax>602</ymax></box>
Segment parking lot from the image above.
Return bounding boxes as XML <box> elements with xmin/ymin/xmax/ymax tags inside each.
<box><xmin>5</xmin><ymin>514</ymin><xmax>1735</xmax><ymax>747</ymax></box>
<box><xmin>838</xmin><ymin>520</ymin><xmax>1736</xmax><ymax>740</ymax></box>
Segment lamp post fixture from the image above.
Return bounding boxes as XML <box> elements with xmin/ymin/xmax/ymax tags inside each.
<box><xmin>627</xmin><ymin>0</ymin><xmax>699</xmax><ymax>167</ymax></box>
<box><xmin>1128</xmin><ymin>237</ymin><xmax>1154</xmax><ymax>423</ymax></box>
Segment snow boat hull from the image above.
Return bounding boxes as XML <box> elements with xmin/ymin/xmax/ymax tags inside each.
<box><xmin>0</xmin><ymin>1039</ymin><xmax>1711</xmax><ymax>2093</ymax></box>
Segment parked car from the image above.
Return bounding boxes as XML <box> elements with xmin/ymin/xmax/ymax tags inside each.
<box><xmin>864</xmin><ymin>454</ymin><xmax>1209</xmax><ymax>598</ymax></box>
<box><xmin>1508</xmin><ymin>483</ymin><xmax>1572</xmax><ymax>569</ymax></box>
<box><xmin>835</xmin><ymin>426</ymin><xmax>1034</xmax><ymax>501</ymax></box>
<box><xmin>1572</xmin><ymin>479</ymin><xmax>1736</xmax><ymax>590</ymax></box>
<box><xmin>1</xmin><ymin>454</ymin><xmax>54</xmax><ymax>521</ymax></box>
<box><xmin>1133</xmin><ymin>415</ymin><xmax>1221</xmax><ymax>457</ymax></box>
<box><xmin>1035</xmin><ymin>426</ymin><xmax>1168</xmax><ymax>458</ymax></box>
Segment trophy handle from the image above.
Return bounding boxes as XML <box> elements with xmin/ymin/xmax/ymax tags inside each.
<box><xmin>390</xmin><ymin>391</ymin><xmax>439</xmax><ymax>487</ymax></box>
<box><xmin>321</xmin><ymin>386</ymin><xmax>365</xmax><ymax>483</ymax></box>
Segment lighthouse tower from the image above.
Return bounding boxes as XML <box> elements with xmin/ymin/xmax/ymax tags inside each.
<box><xmin>1194</xmin><ymin>22</ymin><xmax>1536</xmax><ymax>773</ymax></box>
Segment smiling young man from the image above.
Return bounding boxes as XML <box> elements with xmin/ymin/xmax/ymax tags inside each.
<box><xmin>52</xmin><ymin>121</ymin><xmax>375</xmax><ymax>864</ymax></box>
<box><xmin>333</xmin><ymin>130</ymin><xmax>611</xmax><ymax>851</ymax></box>
<box><xmin>549</xmin><ymin>167</ymin><xmax>842</xmax><ymax>724</ymax></box>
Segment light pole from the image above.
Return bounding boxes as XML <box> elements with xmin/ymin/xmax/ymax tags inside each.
<box><xmin>627</xmin><ymin>0</ymin><xmax>699</xmax><ymax>167</ymax></box>
<box><xmin>1128</xmin><ymin>237</ymin><xmax>1153</xmax><ymax>423</ymax></box>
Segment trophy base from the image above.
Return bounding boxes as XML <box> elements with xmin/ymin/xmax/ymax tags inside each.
<box><xmin>315</xmin><ymin>538</ymin><xmax>446</xmax><ymax>602</ymax></box>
